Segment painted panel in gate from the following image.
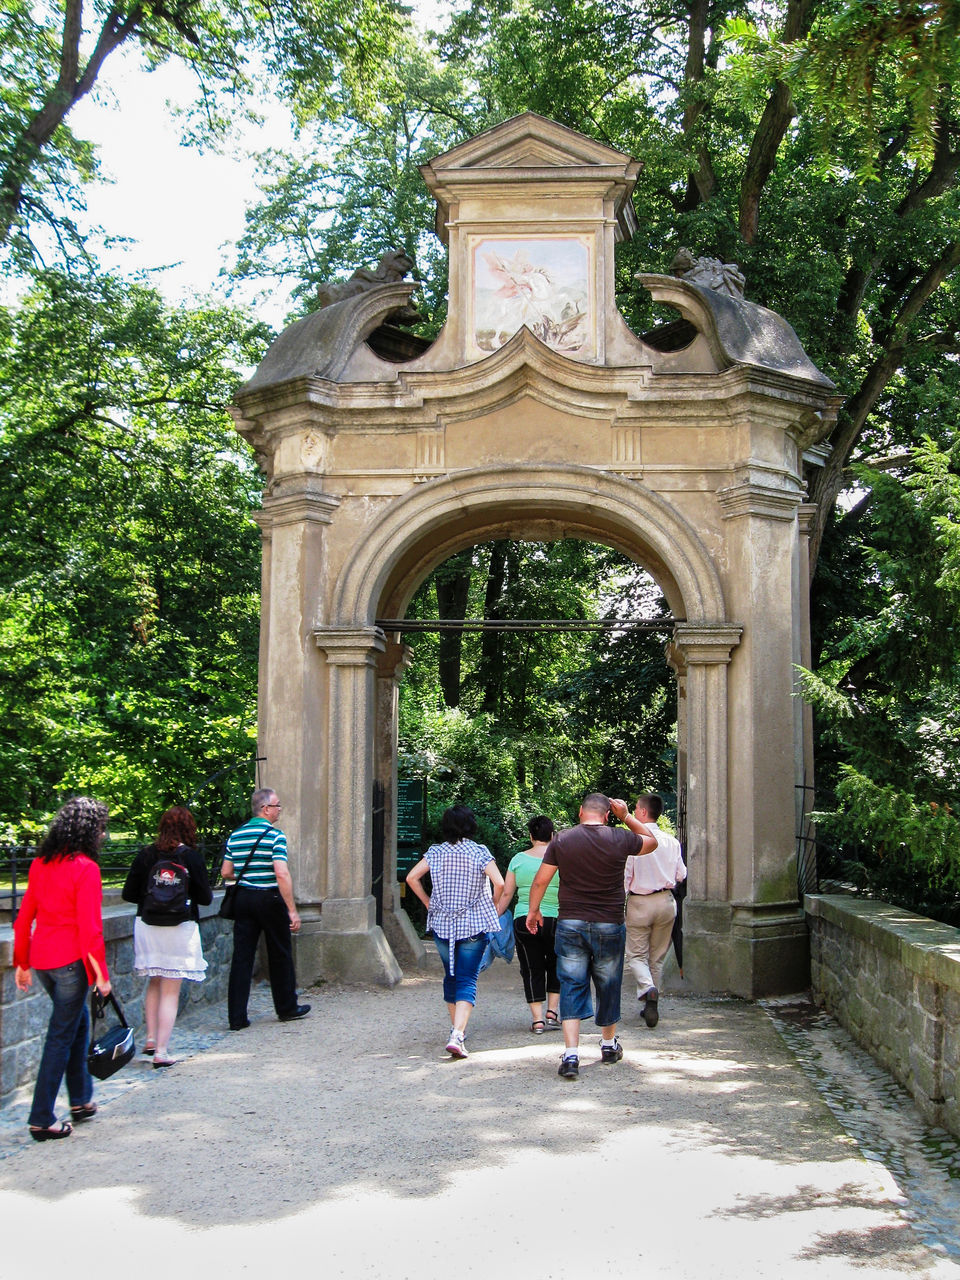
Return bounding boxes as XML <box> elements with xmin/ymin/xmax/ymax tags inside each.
<box><xmin>470</xmin><ymin>236</ymin><xmax>594</xmax><ymax>359</ymax></box>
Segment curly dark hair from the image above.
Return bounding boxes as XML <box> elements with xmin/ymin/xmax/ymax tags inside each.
<box><xmin>156</xmin><ymin>806</ymin><xmax>197</xmax><ymax>852</ymax></box>
<box><xmin>440</xmin><ymin>805</ymin><xmax>478</xmax><ymax>844</ymax></box>
<box><xmin>37</xmin><ymin>796</ymin><xmax>109</xmax><ymax>863</ymax></box>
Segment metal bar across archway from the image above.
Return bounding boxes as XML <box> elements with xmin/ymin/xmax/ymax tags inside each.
<box><xmin>375</xmin><ymin>617</ymin><xmax>676</xmax><ymax>634</ymax></box>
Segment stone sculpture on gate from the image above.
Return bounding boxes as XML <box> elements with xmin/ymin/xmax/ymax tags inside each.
<box><xmin>670</xmin><ymin>246</ymin><xmax>747</xmax><ymax>299</ymax></box>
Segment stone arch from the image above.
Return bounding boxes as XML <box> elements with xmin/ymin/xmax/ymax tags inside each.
<box><xmin>238</xmin><ymin>113</ymin><xmax>838</xmax><ymax>997</ymax></box>
<box><xmin>332</xmin><ymin>463</ymin><xmax>727</xmax><ymax>628</ymax></box>
<box><xmin>318</xmin><ymin>461</ymin><xmax>741</xmax><ymax>990</ymax></box>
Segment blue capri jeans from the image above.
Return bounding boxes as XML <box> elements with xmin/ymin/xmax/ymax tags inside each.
<box><xmin>555</xmin><ymin>919</ymin><xmax>626</xmax><ymax>1027</ymax></box>
<box><xmin>434</xmin><ymin>933</ymin><xmax>487</xmax><ymax>1006</ymax></box>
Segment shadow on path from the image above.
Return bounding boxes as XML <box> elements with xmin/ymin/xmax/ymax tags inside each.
<box><xmin>1</xmin><ymin>964</ymin><xmax>957</xmax><ymax>1279</ymax></box>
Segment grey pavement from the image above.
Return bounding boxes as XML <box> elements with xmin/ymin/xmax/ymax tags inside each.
<box><xmin>2</xmin><ymin>961</ymin><xmax>959</xmax><ymax>1279</ymax></box>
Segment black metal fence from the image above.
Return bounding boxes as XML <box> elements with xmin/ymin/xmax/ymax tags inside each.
<box><xmin>796</xmin><ymin>782</ymin><xmax>820</xmax><ymax>900</ymax></box>
<box><xmin>0</xmin><ymin>839</ymin><xmax>229</xmax><ymax>918</ymax></box>
<box><xmin>371</xmin><ymin>780</ymin><xmax>385</xmax><ymax>927</ymax></box>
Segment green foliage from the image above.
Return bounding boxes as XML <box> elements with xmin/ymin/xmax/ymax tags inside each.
<box><xmin>911</xmin><ymin>436</ymin><xmax>960</xmax><ymax>597</ymax></box>
<box><xmin>398</xmin><ymin>540</ymin><xmax>678</xmax><ymax>862</ymax></box>
<box><xmin>804</xmin><ymin>437</ymin><xmax>960</xmax><ymax>920</ymax></box>
<box><xmin>812</xmin><ymin>767</ymin><xmax>960</xmax><ymax>924</ymax></box>
<box><xmin>0</xmin><ymin>0</ymin><xmax>405</xmax><ymax>265</ymax></box>
<box><xmin>725</xmin><ymin>1</ymin><xmax>960</xmax><ymax>179</ymax></box>
<box><xmin>0</xmin><ymin>270</ymin><xmax>271</xmax><ymax>835</ymax></box>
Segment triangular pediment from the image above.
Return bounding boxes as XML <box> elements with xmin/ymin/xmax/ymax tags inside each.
<box><xmin>426</xmin><ymin>112</ymin><xmax>636</xmax><ymax>173</ymax></box>
<box><xmin>421</xmin><ymin>112</ymin><xmax>640</xmax><ymax>244</ymax></box>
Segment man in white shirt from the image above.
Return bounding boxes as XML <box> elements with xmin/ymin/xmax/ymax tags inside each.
<box><xmin>619</xmin><ymin>793</ymin><xmax>686</xmax><ymax>1028</ymax></box>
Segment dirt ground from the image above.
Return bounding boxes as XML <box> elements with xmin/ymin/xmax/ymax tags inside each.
<box><xmin>1</xmin><ymin>960</ymin><xmax>959</xmax><ymax>1279</ymax></box>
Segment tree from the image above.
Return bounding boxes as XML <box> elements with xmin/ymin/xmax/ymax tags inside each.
<box><xmin>0</xmin><ymin>268</ymin><xmax>270</xmax><ymax>832</ymax></box>
<box><xmin>230</xmin><ymin>32</ymin><xmax>470</xmax><ymax>326</ymax></box>
<box><xmin>0</xmin><ymin>0</ymin><xmax>403</xmax><ymax>266</ymax></box>
<box><xmin>397</xmin><ymin>539</ymin><xmax>677</xmax><ymax>857</ymax></box>
<box><xmin>800</xmin><ymin>436</ymin><xmax>960</xmax><ymax>919</ymax></box>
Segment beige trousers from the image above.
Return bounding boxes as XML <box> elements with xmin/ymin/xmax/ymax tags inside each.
<box><xmin>625</xmin><ymin>890</ymin><xmax>677</xmax><ymax>997</ymax></box>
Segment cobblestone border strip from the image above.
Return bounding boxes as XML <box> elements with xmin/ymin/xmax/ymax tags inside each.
<box><xmin>762</xmin><ymin>996</ymin><xmax>960</xmax><ymax>1264</ymax></box>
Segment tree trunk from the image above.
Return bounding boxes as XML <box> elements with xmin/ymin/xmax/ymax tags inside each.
<box><xmin>738</xmin><ymin>0</ymin><xmax>818</xmax><ymax>243</ymax></box>
<box><xmin>679</xmin><ymin>0</ymin><xmax>716</xmax><ymax>207</ymax></box>
<box><xmin>0</xmin><ymin>2</ymin><xmax>142</xmax><ymax>246</ymax></box>
<box><xmin>435</xmin><ymin>552</ymin><xmax>472</xmax><ymax>708</ymax></box>
<box><xmin>480</xmin><ymin>542</ymin><xmax>508</xmax><ymax>713</ymax></box>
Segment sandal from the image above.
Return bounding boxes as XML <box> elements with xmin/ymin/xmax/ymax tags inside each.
<box><xmin>30</xmin><ymin>1122</ymin><xmax>72</xmax><ymax>1142</ymax></box>
<box><xmin>70</xmin><ymin>1103</ymin><xmax>97</xmax><ymax>1121</ymax></box>
<box><xmin>142</xmin><ymin>1042</ymin><xmax>156</xmax><ymax>1057</ymax></box>
<box><xmin>545</xmin><ymin>1011</ymin><xmax>561</xmax><ymax>1029</ymax></box>
<box><xmin>531</xmin><ymin>1019</ymin><xmax>546</xmax><ymax>1034</ymax></box>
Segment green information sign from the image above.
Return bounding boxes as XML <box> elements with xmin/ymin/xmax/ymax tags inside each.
<box><xmin>397</xmin><ymin>778</ymin><xmax>426</xmax><ymax>878</ymax></box>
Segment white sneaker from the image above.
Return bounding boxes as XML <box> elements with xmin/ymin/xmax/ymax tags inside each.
<box><xmin>445</xmin><ymin>1029</ymin><xmax>468</xmax><ymax>1058</ymax></box>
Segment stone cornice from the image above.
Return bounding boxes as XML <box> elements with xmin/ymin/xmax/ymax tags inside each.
<box><xmin>717</xmin><ymin>469</ymin><xmax>804</xmax><ymax>522</ymax></box>
<box><xmin>797</xmin><ymin>503</ymin><xmax>818</xmax><ymax>536</ymax></box>
<box><xmin>234</xmin><ymin>347</ymin><xmax>839</xmax><ymax>440</ymax></box>
<box><xmin>260</xmin><ymin>478</ymin><xmax>340</xmax><ymax>528</ymax></box>
<box><xmin>313</xmin><ymin>626</ymin><xmax>386</xmax><ymax>665</ymax></box>
<box><xmin>376</xmin><ymin>641</ymin><xmax>414</xmax><ymax>682</ymax></box>
<box><xmin>673</xmin><ymin>623</ymin><xmax>742</xmax><ymax>664</ymax></box>
<box><xmin>803</xmin><ymin>440</ymin><xmax>832</xmax><ymax>469</ymax></box>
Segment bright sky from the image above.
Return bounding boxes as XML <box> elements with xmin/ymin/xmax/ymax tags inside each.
<box><xmin>67</xmin><ymin>4</ymin><xmax>458</xmax><ymax>329</ymax></box>
<box><xmin>70</xmin><ymin>53</ymin><xmax>299</xmax><ymax>326</ymax></box>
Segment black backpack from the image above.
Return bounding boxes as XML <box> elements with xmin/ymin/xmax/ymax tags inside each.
<box><xmin>141</xmin><ymin>846</ymin><xmax>191</xmax><ymax>923</ymax></box>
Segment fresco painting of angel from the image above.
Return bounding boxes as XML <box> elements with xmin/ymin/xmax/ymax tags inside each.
<box><xmin>473</xmin><ymin>238</ymin><xmax>591</xmax><ymax>356</ymax></box>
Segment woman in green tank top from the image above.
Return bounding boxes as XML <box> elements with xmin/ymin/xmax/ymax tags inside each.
<box><xmin>497</xmin><ymin>815</ymin><xmax>561</xmax><ymax>1033</ymax></box>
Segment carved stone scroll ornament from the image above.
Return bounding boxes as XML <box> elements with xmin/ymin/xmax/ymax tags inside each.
<box><xmin>317</xmin><ymin>250</ymin><xmax>421</xmax><ymax>323</ymax></box>
<box><xmin>670</xmin><ymin>246</ymin><xmax>747</xmax><ymax>300</ymax></box>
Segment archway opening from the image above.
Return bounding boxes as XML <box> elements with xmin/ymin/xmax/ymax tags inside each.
<box><xmin>378</xmin><ymin>537</ymin><xmax>682</xmax><ymax>930</ymax></box>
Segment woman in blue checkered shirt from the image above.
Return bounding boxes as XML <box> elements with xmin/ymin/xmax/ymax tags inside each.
<box><xmin>406</xmin><ymin>805</ymin><xmax>505</xmax><ymax>1060</ymax></box>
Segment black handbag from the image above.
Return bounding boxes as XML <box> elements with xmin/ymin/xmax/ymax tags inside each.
<box><xmin>218</xmin><ymin>830</ymin><xmax>268</xmax><ymax>919</ymax></box>
<box><xmin>87</xmin><ymin>990</ymin><xmax>136</xmax><ymax>1080</ymax></box>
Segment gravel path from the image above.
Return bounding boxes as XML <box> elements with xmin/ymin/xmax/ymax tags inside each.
<box><xmin>2</xmin><ymin>962</ymin><xmax>958</xmax><ymax>1278</ymax></box>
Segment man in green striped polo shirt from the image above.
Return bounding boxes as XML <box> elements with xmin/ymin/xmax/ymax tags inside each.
<box><xmin>222</xmin><ymin>788</ymin><xmax>311</xmax><ymax>1030</ymax></box>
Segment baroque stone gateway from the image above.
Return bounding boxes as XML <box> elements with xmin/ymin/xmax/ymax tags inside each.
<box><xmin>230</xmin><ymin>113</ymin><xmax>841</xmax><ymax>996</ymax></box>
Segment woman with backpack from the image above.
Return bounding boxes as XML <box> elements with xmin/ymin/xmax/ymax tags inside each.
<box><xmin>122</xmin><ymin>806</ymin><xmax>212</xmax><ymax>1067</ymax></box>
<box><xmin>14</xmin><ymin>796</ymin><xmax>111</xmax><ymax>1140</ymax></box>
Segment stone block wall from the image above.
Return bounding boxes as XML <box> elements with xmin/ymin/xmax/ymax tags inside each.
<box><xmin>0</xmin><ymin>896</ymin><xmax>233</xmax><ymax>1105</ymax></box>
<box><xmin>806</xmin><ymin>893</ymin><xmax>960</xmax><ymax>1139</ymax></box>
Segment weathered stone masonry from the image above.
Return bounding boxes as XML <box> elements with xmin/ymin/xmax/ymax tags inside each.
<box><xmin>807</xmin><ymin>893</ymin><xmax>960</xmax><ymax>1140</ymax></box>
<box><xmin>0</xmin><ymin>897</ymin><xmax>232</xmax><ymax>1105</ymax></box>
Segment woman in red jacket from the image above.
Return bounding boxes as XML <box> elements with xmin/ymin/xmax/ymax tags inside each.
<box><xmin>14</xmin><ymin>796</ymin><xmax>111</xmax><ymax>1141</ymax></box>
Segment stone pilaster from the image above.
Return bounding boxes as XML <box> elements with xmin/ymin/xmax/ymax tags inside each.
<box><xmin>671</xmin><ymin>625</ymin><xmax>742</xmax><ymax>989</ymax></box>
<box><xmin>672</xmin><ymin>624</ymin><xmax>740</xmax><ymax>902</ymax></box>
<box><xmin>375</xmin><ymin>642</ymin><xmax>426</xmax><ymax>968</ymax></box>
<box><xmin>309</xmin><ymin>626</ymin><xmax>402</xmax><ymax>986</ymax></box>
<box><xmin>255</xmin><ymin>479</ymin><xmax>339</xmax><ymax>907</ymax></box>
<box><xmin>713</xmin><ymin>475</ymin><xmax>810</xmax><ymax>995</ymax></box>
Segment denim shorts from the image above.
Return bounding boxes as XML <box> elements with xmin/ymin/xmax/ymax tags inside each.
<box><xmin>555</xmin><ymin>920</ymin><xmax>626</xmax><ymax>1026</ymax></box>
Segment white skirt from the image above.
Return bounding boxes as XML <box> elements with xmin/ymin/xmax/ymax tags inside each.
<box><xmin>134</xmin><ymin>918</ymin><xmax>207</xmax><ymax>981</ymax></box>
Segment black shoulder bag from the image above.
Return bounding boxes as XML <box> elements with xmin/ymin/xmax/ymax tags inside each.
<box><xmin>87</xmin><ymin>990</ymin><xmax>136</xmax><ymax>1080</ymax></box>
<box><xmin>218</xmin><ymin>829</ymin><xmax>269</xmax><ymax>920</ymax></box>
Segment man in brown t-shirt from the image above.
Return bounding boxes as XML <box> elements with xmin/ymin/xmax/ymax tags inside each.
<box><xmin>526</xmin><ymin>793</ymin><xmax>656</xmax><ymax>1079</ymax></box>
